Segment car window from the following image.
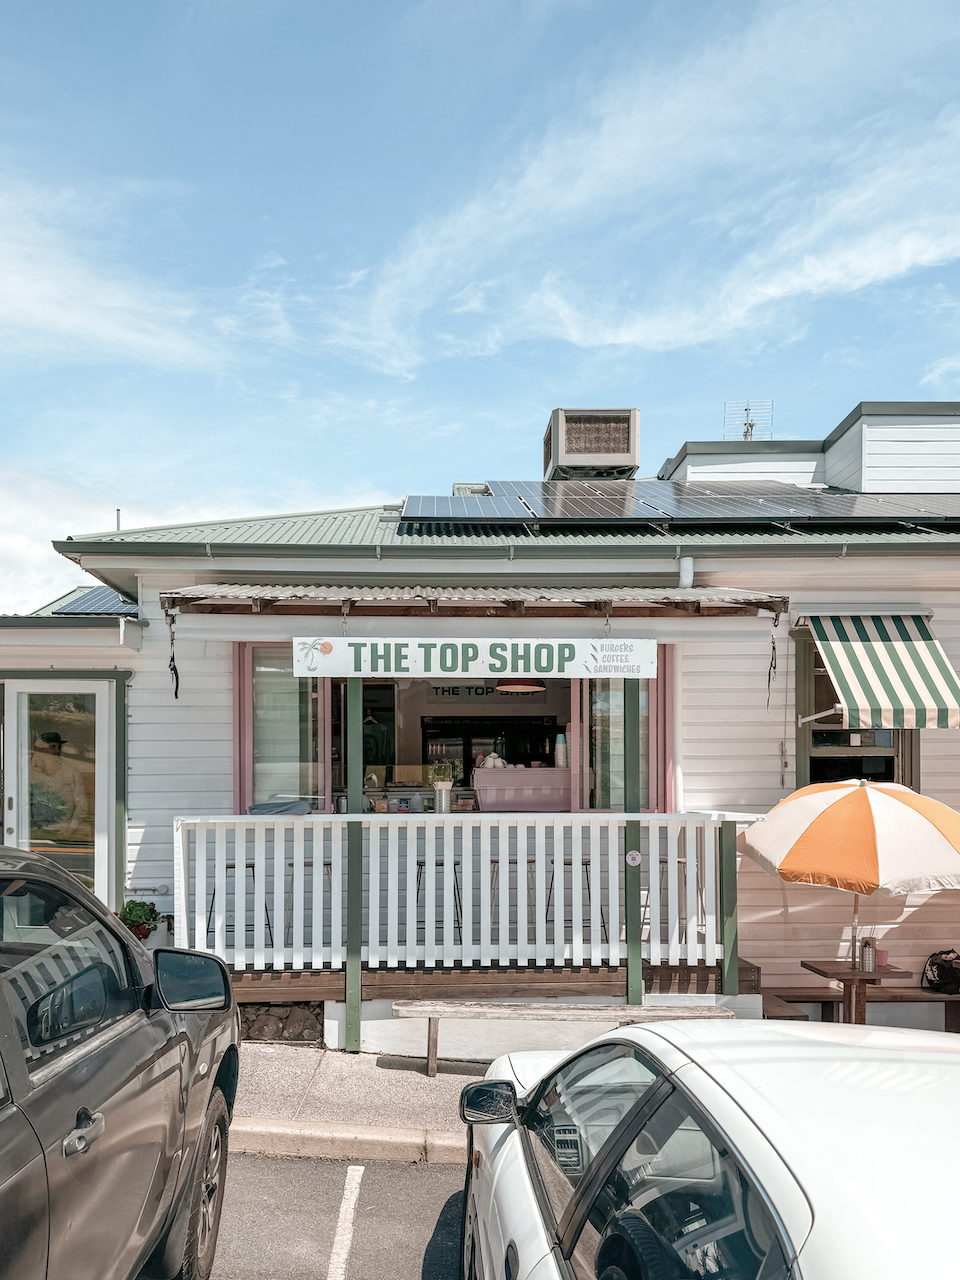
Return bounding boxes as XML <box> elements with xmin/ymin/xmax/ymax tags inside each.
<box><xmin>525</xmin><ymin>1043</ymin><xmax>660</xmax><ymax>1227</ymax></box>
<box><xmin>0</xmin><ymin>878</ymin><xmax>138</xmax><ymax>1073</ymax></box>
<box><xmin>571</xmin><ymin>1090</ymin><xmax>792</xmax><ymax>1280</ymax></box>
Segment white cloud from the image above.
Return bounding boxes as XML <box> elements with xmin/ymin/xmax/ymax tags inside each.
<box><xmin>0</xmin><ymin>179</ymin><xmax>311</xmax><ymax>370</ymax></box>
<box><xmin>0</xmin><ymin>181</ymin><xmax>224</xmax><ymax>369</ymax></box>
<box><xmin>321</xmin><ymin>0</ymin><xmax>960</xmax><ymax>375</ymax></box>
<box><xmin>0</xmin><ymin>472</ymin><xmax>163</xmax><ymax>615</ymax></box>
<box><xmin>0</xmin><ymin>466</ymin><xmax>400</xmax><ymax>616</ymax></box>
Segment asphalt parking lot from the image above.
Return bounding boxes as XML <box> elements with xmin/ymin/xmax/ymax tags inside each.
<box><xmin>210</xmin><ymin>1153</ymin><xmax>464</xmax><ymax>1280</ymax></box>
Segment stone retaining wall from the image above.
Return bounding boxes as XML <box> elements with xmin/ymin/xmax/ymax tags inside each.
<box><xmin>240</xmin><ymin>1001</ymin><xmax>323</xmax><ymax>1042</ymax></box>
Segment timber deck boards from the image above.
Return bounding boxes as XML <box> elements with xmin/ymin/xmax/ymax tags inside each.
<box><xmin>231</xmin><ymin>959</ymin><xmax>760</xmax><ymax>1004</ymax></box>
<box><xmin>392</xmin><ymin>999</ymin><xmax>735</xmax><ymax>1022</ymax></box>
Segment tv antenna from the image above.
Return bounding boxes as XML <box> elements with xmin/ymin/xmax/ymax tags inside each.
<box><xmin>723</xmin><ymin>400</ymin><xmax>773</xmax><ymax>441</ymax></box>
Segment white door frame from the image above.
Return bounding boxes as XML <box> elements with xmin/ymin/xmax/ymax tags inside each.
<box><xmin>2</xmin><ymin>680</ymin><xmax>116</xmax><ymax>907</ymax></box>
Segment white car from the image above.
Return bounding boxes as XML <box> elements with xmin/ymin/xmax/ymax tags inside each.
<box><xmin>460</xmin><ymin>1018</ymin><xmax>960</xmax><ymax>1280</ymax></box>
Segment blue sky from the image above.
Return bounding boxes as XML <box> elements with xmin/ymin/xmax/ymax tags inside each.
<box><xmin>4</xmin><ymin>0</ymin><xmax>960</xmax><ymax>609</ymax></box>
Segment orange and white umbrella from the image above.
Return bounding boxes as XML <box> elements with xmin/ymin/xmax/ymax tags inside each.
<box><xmin>743</xmin><ymin>779</ymin><xmax>960</xmax><ymax>897</ymax></box>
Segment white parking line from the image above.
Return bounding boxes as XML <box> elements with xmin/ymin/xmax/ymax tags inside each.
<box><xmin>325</xmin><ymin>1165</ymin><xmax>365</xmax><ymax>1280</ymax></box>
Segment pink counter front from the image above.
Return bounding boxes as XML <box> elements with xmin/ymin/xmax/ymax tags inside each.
<box><xmin>472</xmin><ymin>767</ymin><xmax>572</xmax><ymax>812</ymax></box>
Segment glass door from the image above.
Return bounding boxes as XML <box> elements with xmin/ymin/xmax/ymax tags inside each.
<box><xmin>1</xmin><ymin>681</ymin><xmax>113</xmax><ymax>903</ymax></box>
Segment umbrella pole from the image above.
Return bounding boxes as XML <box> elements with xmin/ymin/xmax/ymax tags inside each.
<box><xmin>851</xmin><ymin>893</ymin><xmax>860</xmax><ymax>967</ymax></box>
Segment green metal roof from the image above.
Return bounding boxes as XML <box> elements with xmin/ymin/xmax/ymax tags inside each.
<box><xmin>51</xmin><ymin>491</ymin><xmax>960</xmax><ymax>569</ymax></box>
<box><xmin>65</xmin><ymin>505</ymin><xmax>393</xmax><ymax>547</ymax></box>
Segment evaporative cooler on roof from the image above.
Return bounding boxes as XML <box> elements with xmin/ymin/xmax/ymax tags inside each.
<box><xmin>542</xmin><ymin>408</ymin><xmax>640</xmax><ymax>480</ymax></box>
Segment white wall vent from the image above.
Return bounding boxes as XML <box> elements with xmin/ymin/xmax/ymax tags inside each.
<box><xmin>543</xmin><ymin>408</ymin><xmax>640</xmax><ymax>480</ymax></box>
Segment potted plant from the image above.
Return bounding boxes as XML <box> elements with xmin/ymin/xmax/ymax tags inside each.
<box><xmin>117</xmin><ymin>900</ymin><xmax>163</xmax><ymax>942</ymax></box>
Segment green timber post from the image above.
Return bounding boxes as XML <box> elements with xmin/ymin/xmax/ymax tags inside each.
<box><xmin>346</xmin><ymin>678</ymin><xmax>363</xmax><ymax>1051</ymax></box>
<box><xmin>719</xmin><ymin>820</ymin><xmax>739</xmax><ymax>996</ymax></box>
<box><xmin>795</xmin><ymin>635</ymin><xmax>813</xmax><ymax>790</ymax></box>
<box><xmin>623</xmin><ymin>678</ymin><xmax>644</xmax><ymax>1005</ymax></box>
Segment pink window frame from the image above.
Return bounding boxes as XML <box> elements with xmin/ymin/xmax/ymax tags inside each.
<box><xmin>568</xmin><ymin>643</ymin><xmax>673</xmax><ymax>813</ymax></box>
<box><xmin>234</xmin><ymin>640</ymin><xmax>673</xmax><ymax>815</ymax></box>
<box><xmin>234</xmin><ymin>641</ymin><xmax>333</xmax><ymax>815</ymax></box>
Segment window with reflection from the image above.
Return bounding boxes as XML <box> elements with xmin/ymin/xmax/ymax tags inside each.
<box><xmin>572</xmin><ymin>1091</ymin><xmax>792</xmax><ymax>1280</ymax></box>
<box><xmin>0</xmin><ymin>879</ymin><xmax>137</xmax><ymax>1071</ymax></box>
<box><xmin>525</xmin><ymin>1043</ymin><xmax>660</xmax><ymax>1227</ymax></box>
<box><xmin>589</xmin><ymin>680</ymin><xmax>649</xmax><ymax>810</ymax></box>
<box><xmin>26</xmin><ymin>693</ymin><xmax>97</xmax><ymax>889</ymax></box>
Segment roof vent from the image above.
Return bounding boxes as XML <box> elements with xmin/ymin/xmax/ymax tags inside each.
<box><xmin>543</xmin><ymin>408</ymin><xmax>640</xmax><ymax>480</ymax></box>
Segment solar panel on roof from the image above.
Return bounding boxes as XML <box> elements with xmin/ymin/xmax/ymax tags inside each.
<box><xmin>402</xmin><ymin>480</ymin><xmax>960</xmax><ymax>526</ymax></box>
<box><xmin>53</xmin><ymin>585</ymin><xmax>138</xmax><ymax>615</ymax></box>
<box><xmin>401</xmin><ymin>495</ymin><xmax>532</xmax><ymax>521</ymax></box>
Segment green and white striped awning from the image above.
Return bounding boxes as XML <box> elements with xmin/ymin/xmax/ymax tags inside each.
<box><xmin>809</xmin><ymin>615</ymin><xmax>960</xmax><ymax>730</ymax></box>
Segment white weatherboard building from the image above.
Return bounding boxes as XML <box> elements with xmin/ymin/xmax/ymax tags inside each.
<box><xmin>5</xmin><ymin>400</ymin><xmax>960</xmax><ymax>1051</ymax></box>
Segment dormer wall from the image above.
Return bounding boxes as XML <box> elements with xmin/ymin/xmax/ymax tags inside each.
<box><xmin>663</xmin><ymin>445</ymin><xmax>825</xmax><ymax>486</ymax></box>
<box><xmin>660</xmin><ymin>402</ymin><xmax>960</xmax><ymax>492</ymax></box>
<box><xmin>824</xmin><ymin>408</ymin><xmax>960</xmax><ymax>492</ymax></box>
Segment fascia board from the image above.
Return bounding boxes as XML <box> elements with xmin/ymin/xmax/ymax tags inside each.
<box><xmin>58</xmin><ymin>537</ymin><xmax>960</xmax><ymax>577</ymax></box>
<box><xmin>0</xmin><ymin>617</ymin><xmax>146</xmax><ymax>650</ymax></box>
<box><xmin>0</xmin><ymin>616</ymin><xmax>146</xmax><ymax>629</ymax></box>
<box><xmin>171</xmin><ymin>612</ymin><xmax>776</xmax><ymax>644</ymax></box>
<box><xmin>0</xmin><ymin>631</ymin><xmax>142</xmax><ymax>650</ymax></box>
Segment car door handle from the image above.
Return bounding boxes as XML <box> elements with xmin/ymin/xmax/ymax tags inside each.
<box><xmin>62</xmin><ymin>1108</ymin><xmax>105</xmax><ymax>1156</ymax></box>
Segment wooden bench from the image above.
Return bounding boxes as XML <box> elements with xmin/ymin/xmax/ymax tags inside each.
<box><xmin>764</xmin><ymin>986</ymin><xmax>960</xmax><ymax>1033</ymax></box>
<box><xmin>762</xmin><ymin>993</ymin><xmax>809</xmax><ymax>1021</ymax></box>
<box><xmin>392</xmin><ymin>999</ymin><xmax>735</xmax><ymax>1077</ymax></box>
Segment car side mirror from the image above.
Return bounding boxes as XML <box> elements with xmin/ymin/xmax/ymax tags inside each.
<box><xmin>27</xmin><ymin>964</ymin><xmax>113</xmax><ymax>1045</ymax></box>
<box><xmin>153</xmin><ymin>949</ymin><xmax>232</xmax><ymax>1012</ymax></box>
<box><xmin>460</xmin><ymin>1079</ymin><xmax>517</xmax><ymax>1125</ymax></box>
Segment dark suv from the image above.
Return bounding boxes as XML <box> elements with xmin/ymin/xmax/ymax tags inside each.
<box><xmin>0</xmin><ymin>848</ymin><xmax>239</xmax><ymax>1280</ymax></box>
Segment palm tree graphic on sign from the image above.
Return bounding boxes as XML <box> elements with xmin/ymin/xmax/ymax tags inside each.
<box><xmin>298</xmin><ymin>639</ymin><xmax>333</xmax><ymax>672</ymax></box>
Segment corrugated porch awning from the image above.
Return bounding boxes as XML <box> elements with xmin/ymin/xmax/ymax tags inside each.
<box><xmin>809</xmin><ymin>615</ymin><xmax>960</xmax><ymax>729</ymax></box>
<box><xmin>160</xmin><ymin>582</ymin><xmax>788</xmax><ymax>609</ymax></box>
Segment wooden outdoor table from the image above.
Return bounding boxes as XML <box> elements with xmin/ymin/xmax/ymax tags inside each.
<box><xmin>800</xmin><ymin>960</ymin><xmax>914</xmax><ymax>1025</ymax></box>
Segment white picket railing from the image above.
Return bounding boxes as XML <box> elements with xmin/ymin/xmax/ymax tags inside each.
<box><xmin>172</xmin><ymin>813</ymin><xmax>751</xmax><ymax>972</ymax></box>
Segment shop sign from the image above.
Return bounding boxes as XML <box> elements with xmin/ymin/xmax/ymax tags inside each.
<box><xmin>293</xmin><ymin>636</ymin><xmax>657</xmax><ymax>678</ymax></box>
<box><xmin>423</xmin><ymin>682</ymin><xmax>548</xmax><ymax>704</ymax></box>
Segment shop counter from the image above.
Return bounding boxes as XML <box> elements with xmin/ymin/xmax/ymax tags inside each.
<box><xmin>472</xmin><ymin>767</ymin><xmax>571</xmax><ymax>812</ymax></box>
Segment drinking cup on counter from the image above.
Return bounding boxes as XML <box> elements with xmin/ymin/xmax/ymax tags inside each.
<box><xmin>876</xmin><ymin>949</ymin><xmax>889</xmax><ymax>966</ymax></box>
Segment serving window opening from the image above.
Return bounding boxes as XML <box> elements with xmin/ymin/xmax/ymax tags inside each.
<box><xmin>245</xmin><ymin>647</ymin><xmax>665</xmax><ymax>814</ymax></box>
